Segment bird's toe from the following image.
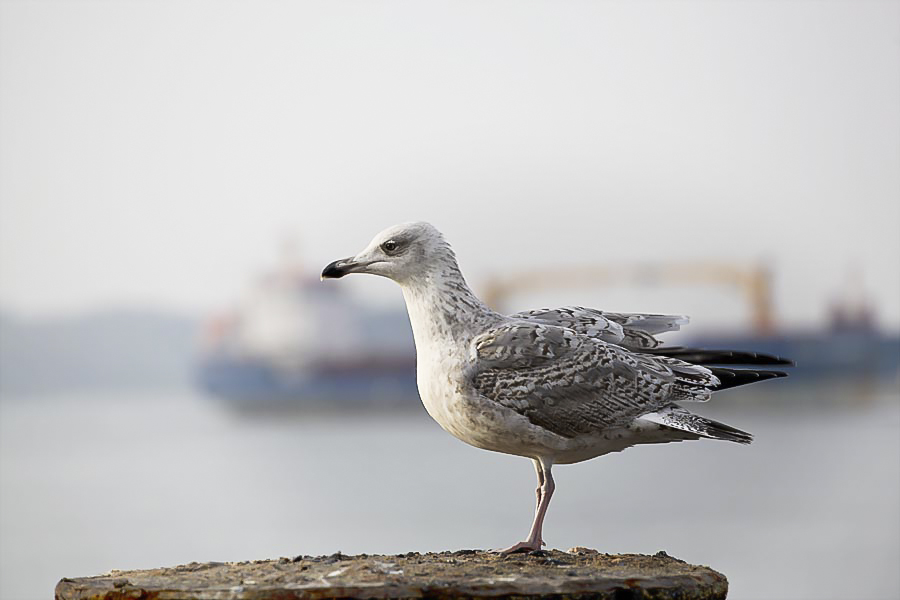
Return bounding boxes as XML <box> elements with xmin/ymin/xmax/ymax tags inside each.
<box><xmin>493</xmin><ymin>540</ymin><xmax>543</xmax><ymax>554</ymax></box>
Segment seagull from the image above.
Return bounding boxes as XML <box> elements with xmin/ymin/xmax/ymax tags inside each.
<box><xmin>322</xmin><ymin>222</ymin><xmax>790</xmax><ymax>553</ymax></box>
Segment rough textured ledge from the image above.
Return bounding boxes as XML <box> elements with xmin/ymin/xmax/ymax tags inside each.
<box><xmin>55</xmin><ymin>548</ymin><xmax>728</xmax><ymax>600</ymax></box>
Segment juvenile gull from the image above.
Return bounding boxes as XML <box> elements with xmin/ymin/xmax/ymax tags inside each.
<box><xmin>322</xmin><ymin>222</ymin><xmax>790</xmax><ymax>553</ymax></box>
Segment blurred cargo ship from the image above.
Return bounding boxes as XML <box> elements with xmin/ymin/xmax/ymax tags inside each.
<box><xmin>196</xmin><ymin>259</ymin><xmax>899</xmax><ymax>409</ymax></box>
<box><xmin>195</xmin><ymin>254</ymin><xmax>416</xmax><ymax>410</ymax></box>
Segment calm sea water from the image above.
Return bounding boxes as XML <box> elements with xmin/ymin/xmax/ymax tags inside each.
<box><xmin>1</xmin><ymin>383</ymin><xmax>898</xmax><ymax>600</ymax></box>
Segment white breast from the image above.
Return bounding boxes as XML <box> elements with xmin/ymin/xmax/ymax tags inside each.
<box><xmin>415</xmin><ymin>337</ymin><xmax>468</xmax><ymax>435</ymax></box>
<box><xmin>401</xmin><ymin>276</ymin><xmax>541</xmax><ymax>455</ymax></box>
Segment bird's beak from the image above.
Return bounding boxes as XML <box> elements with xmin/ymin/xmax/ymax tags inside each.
<box><xmin>321</xmin><ymin>257</ymin><xmax>361</xmax><ymax>280</ymax></box>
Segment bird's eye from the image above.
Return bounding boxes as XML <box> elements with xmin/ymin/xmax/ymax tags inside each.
<box><xmin>381</xmin><ymin>240</ymin><xmax>399</xmax><ymax>253</ymax></box>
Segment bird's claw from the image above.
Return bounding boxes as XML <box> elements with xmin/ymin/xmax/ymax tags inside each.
<box><xmin>493</xmin><ymin>540</ymin><xmax>544</xmax><ymax>554</ymax></box>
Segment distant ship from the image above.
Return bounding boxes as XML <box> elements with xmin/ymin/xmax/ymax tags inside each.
<box><xmin>197</xmin><ymin>257</ymin><xmax>899</xmax><ymax>409</ymax></box>
<box><xmin>686</xmin><ymin>273</ymin><xmax>900</xmax><ymax>381</ymax></box>
<box><xmin>195</xmin><ymin>256</ymin><xmax>417</xmax><ymax>409</ymax></box>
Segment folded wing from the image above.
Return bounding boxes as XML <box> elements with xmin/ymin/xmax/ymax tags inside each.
<box><xmin>510</xmin><ymin>306</ymin><xmax>688</xmax><ymax>350</ymax></box>
<box><xmin>511</xmin><ymin>306</ymin><xmax>793</xmax><ymax>368</ymax></box>
<box><xmin>470</xmin><ymin>322</ymin><xmax>717</xmax><ymax>439</ymax></box>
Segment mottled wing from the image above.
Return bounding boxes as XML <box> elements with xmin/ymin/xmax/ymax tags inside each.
<box><xmin>470</xmin><ymin>322</ymin><xmax>718</xmax><ymax>439</ymax></box>
<box><xmin>510</xmin><ymin>306</ymin><xmax>688</xmax><ymax>350</ymax></box>
<box><xmin>509</xmin><ymin>307</ymin><xmax>625</xmax><ymax>344</ymax></box>
<box><xmin>600</xmin><ymin>311</ymin><xmax>690</xmax><ymax>335</ymax></box>
<box><xmin>600</xmin><ymin>311</ymin><xmax>689</xmax><ymax>349</ymax></box>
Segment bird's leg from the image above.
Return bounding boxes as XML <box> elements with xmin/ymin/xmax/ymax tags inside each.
<box><xmin>532</xmin><ymin>458</ymin><xmax>545</xmax><ymax>514</ymax></box>
<box><xmin>497</xmin><ymin>459</ymin><xmax>555</xmax><ymax>554</ymax></box>
<box><xmin>526</xmin><ymin>462</ymin><xmax>554</xmax><ymax>548</ymax></box>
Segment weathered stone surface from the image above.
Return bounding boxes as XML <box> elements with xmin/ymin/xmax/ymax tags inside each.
<box><xmin>55</xmin><ymin>549</ymin><xmax>728</xmax><ymax>600</ymax></box>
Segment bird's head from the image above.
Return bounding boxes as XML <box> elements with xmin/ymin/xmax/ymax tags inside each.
<box><xmin>321</xmin><ymin>221</ymin><xmax>453</xmax><ymax>285</ymax></box>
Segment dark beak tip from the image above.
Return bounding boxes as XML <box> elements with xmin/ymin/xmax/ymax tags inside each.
<box><xmin>321</xmin><ymin>259</ymin><xmax>350</xmax><ymax>280</ymax></box>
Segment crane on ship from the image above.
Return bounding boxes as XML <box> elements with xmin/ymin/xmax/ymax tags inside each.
<box><xmin>480</xmin><ymin>262</ymin><xmax>776</xmax><ymax>334</ymax></box>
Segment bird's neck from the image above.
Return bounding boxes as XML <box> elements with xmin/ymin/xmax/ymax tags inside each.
<box><xmin>400</xmin><ymin>266</ymin><xmax>500</xmax><ymax>356</ymax></box>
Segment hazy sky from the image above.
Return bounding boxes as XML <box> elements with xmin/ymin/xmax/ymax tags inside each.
<box><xmin>1</xmin><ymin>0</ymin><xmax>898</xmax><ymax>329</ymax></box>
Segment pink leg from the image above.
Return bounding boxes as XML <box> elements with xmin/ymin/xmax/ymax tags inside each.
<box><xmin>532</xmin><ymin>458</ymin><xmax>545</xmax><ymax>512</ymax></box>
<box><xmin>497</xmin><ymin>459</ymin><xmax>555</xmax><ymax>553</ymax></box>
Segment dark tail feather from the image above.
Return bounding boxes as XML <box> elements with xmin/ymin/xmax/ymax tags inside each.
<box><xmin>648</xmin><ymin>346</ymin><xmax>794</xmax><ymax>366</ymax></box>
<box><xmin>709</xmin><ymin>367</ymin><xmax>789</xmax><ymax>390</ymax></box>
<box><xmin>701</xmin><ymin>416</ymin><xmax>754</xmax><ymax>444</ymax></box>
<box><xmin>644</xmin><ymin>407</ymin><xmax>754</xmax><ymax>444</ymax></box>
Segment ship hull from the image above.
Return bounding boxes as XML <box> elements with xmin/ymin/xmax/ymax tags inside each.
<box><xmin>196</xmin><ymin>355</ymin><xmax>418</xmax><ymax>410</ymax></box>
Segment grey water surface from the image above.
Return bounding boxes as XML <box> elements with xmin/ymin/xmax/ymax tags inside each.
<box><xmin>1</xmin><ymin>383</ymin><xmax>898</xmax><ymax>600</ymax></box>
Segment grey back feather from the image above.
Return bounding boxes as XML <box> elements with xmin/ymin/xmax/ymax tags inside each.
<box><xmin>510</xmin><ymin>306</ymin><xmax>688</xmax><ymax>350</ymax></box>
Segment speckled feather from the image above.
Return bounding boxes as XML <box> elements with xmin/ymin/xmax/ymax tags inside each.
<box><xmin>471</xmin><ymin>321</ymin><xmax>718</xmax><ymax>439</ymax></box>
<box><xmin>510</xmin><ymin>306</ymin><xmax>689</xmax><ymax>350</ymax></box>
